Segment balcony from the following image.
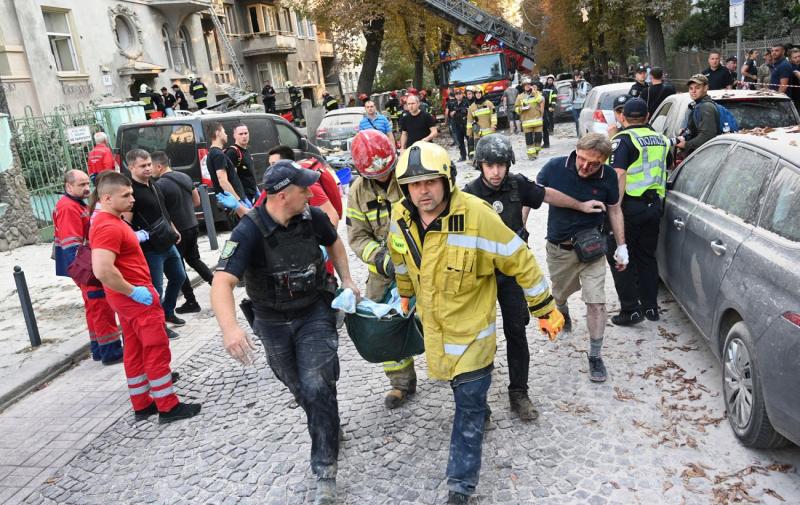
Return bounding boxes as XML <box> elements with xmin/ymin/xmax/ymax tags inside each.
<box><xmin>318</xmin><ymin>39</ymin><xmax>334</xmax><ymax>57</ymax></box>
<box><xmin>149</xmin><ymin>0</ymin><xmax>212</xmax><ymax>18</ymax></box>
<box><xmin>241</xmin><ymin>32</ymin><xmax>296</xmax><ymax>57</ymax></box>
<box><xmin>212</xmin><ymin>70</ymin><xmax>233</xmax><ymax>85</ymax></box>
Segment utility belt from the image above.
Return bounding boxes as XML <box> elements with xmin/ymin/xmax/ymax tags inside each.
<box><xmin>272</xmin><ymin>264</ymin><xmax>321</xmax><ymax>295</ymax></box>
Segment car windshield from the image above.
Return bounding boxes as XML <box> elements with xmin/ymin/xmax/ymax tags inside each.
<box><xmin>317</xmin><ymin>114</ymin><xmax>361</xmax><ymax>140</ymax></box>
<box><xmin>445</xmin><ymin>53</ymin><xmax>505</xmax><ymax>86</ymax></box>
<box><xmin>121</xmin><ymin>124</ymin><xmax>196</xmax><ymax>168</ymax></box>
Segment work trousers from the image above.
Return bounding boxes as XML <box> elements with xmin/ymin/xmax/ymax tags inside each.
<box><xmin>606</xmin><ymin>197</ymin><xmax>662</xmax><ymax>312</ymax></box>
<box><xmin>106</xmin><ymin>287</ymin><xmax>178</xmax><ymax>412</ymax></box>
<box><xmin>144</xmin><ymin>245</ymin><xmax>186</xmax><ymax>318</ymax></box>
<box><xmin>496</xmin><ymin>273</ymin><xmax>530</xmax><ymax>393</ymax></box>
<box><xmin>451</xmin><ymin>122</ymin><xmax>467</xmax><ymax>160</ymax></box>
<box><xmin>177</xmin><ymin>226</ymin><xmax>214</xmax><ymax>305</ymax></box>
<box><xmin>78</xmin><ymin>283</ymin><xmax>123</xmax><ymax>363</ymax></box>
<box><xmin>447</xmin><ymin>370</ymin><xmax>492</xmax><ymax>496</ymax></box>
<box><xmin>254</xmin><ymin>298</ymin><xmax>340</xmax><ymax>479</ymax></box>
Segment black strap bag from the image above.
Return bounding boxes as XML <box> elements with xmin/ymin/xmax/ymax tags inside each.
<box><xmin>136</xmin><ymin>184</ymin><xmax>178</xmax><ymax>253</ymax></box>
<box><xmin>571</xmin><ymin>226</ymin><xmax>607</xmax><ymax>263</ymax></box>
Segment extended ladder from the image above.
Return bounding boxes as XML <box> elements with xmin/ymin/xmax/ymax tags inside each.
<box><xmin>207</xmin><ymin>8</ymin><xmax>250</xmax><ymax>91</ymax></box>
<box><xmin>421</xmin><ymin>0</ymin><xmax>537</xmax><ymax>60</ymax></box>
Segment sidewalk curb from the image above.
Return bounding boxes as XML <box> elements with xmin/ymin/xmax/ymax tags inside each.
<box><xmin>0</xmin><ymin>271</ymin><xmax>212</xmax><ymax>413</ymax></box>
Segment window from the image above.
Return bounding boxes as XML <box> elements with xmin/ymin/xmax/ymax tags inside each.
<box><xmin>279</xmin><ymin>8</ymin><xmax>293</xmax><ymax>33</ymax></box>
<box><xmin>161</xmin><ymin>26</ymin><xmax>174</xmax><ymax>69</ymax></box>
<box><xmin>704</xmin><ymin>145</ymin><xmax>775</xmax><ymax>221</ymax></box>
<box><xmin>121</xmin><ymin>125</ymin><xmax>196</xmax><ymax>169</ymax></box>
<box><xmin>759</xmin><ymin>165</ymin><xmax>800</xmax><ymax>242</ymax></box>
<box><xmin>249</xmin><ymin>6</ymin><xmax>259</xmax><ymax>32</ymax></box>
<box><xmin>43</xmin><ymin>9</ymin><xmax>79</xmax><ymax>72</ymax></box>
<box><xmin>310</xmin><ymin>61</ymin><xmax>320</xmax><ymax>84</ymax></box>
<box><xmin>257</xmin><ymin>61</ymin><xmax>289</xmax><ymax>90</ymax></box>
<box><xmin>671</xmin><ymin>143</ymin><xmax>730</xmax><ymax>199</ymax></box>
<box><xmin>224</xmin><ymin>4</ymin><xmax>238</xmax><ymax>34</ymax></box>
<box><xmin>276</xmin><ymin>122</ymin><xmax>300</xmax><ymax>149</ymax></box>
<box><xmin>114</xmin><ymin>15</ymin><xmax>135</xmax><ymax>51</ymax></box>
<box><xmin>179</xmin><ymin>25</ymin><xmax>195</xmax><ymax>71</ymax></box>
<box><xmin>307</xmin><ymin>20</ymin><xmax>316</xmax><ymax>39</ymax></box>
<box><xmin>295</xmin><ymin>13</ymin><xmax>306</xmax><ymax>38</ymax></box>
<box><xmin>651</xmin><ymin>101</ymin><xmax>672</xmax><ymax>134</ymax></box>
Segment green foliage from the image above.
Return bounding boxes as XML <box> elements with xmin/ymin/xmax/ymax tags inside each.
<box><xmin>673</xmin><ymin>0</ymin><xmax>797</xmax><ymax>50</ymax></box>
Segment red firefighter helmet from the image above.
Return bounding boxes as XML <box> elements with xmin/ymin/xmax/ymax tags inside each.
<box><xmin>406</xmin><ymin>87</ymin><xmax>418</xmax><ymax>95</ymax></box>
<box><xmin>351</xmin><ymin>129</ymin><xmax>397</xmax><ymax>179</ymax></box>
<box><xmin>419</xmin><ymin>89</ymin><xmax>427</xmax><ymax>97</ymax></box>
<box><xmin>358</xmin><ymin>93</ymin><xmax>369</xmax><ymax>102</ymax></box>
<box><xmin>390</xmin><ymin>90</ymin><xmax>397</xmax><ymax>98</ymax></box>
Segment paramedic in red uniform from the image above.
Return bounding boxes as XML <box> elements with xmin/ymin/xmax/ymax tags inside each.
<box><xmin>87</xmin><ymin>132</ymin><xmax>116</xmax><ymax>184</ymax></box>
<box><xmin>53</xmin><ymin>169</ymin><xmax>123</xmax><ymax>364</ymax></box>
<box><xmin>90</xmin><ymin>171</ymin><xmax>202</xmax><ymax>424</ymax></box>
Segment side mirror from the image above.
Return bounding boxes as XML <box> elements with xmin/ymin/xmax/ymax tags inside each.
<box><xmin>299</xmin><ymin>137</ymin><xmax>308</xmax><ymax>151</ymax></box>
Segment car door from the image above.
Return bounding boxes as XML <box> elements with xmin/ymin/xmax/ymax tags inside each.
<box><xmin>678</xmin><ymin>144</ymin><xmax>778</xmax><ymax>336</ymax></box>
<box><xmin>658</xmin><ymin>142</ymin><xmax>731</xmax><ymax>293</ymax></box>
<box><xmin>749</xmin><ymin>162</ymin><xmax>800</xmax><ymax>438</ymax></box>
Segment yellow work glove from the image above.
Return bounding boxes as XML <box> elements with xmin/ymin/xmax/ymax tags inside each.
<box><xmin>538</xmin><ymin>308</ymin><xmax>565</xmax><ymax>341</ymax></box>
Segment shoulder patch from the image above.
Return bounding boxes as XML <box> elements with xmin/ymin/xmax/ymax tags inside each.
<box><xmin>390</xmin><ymin>234</ymin><xmax>408</xmax><ymax>255</ymax></box>
<box><xmin>611</xmin><ymin>139</ymin><xmax>621</xmax><ymax>152</ymax></box>
<box><xmin>220</xmin><ymin>240</ymin><xmax>238</xmax><ymax>260</ymax></box>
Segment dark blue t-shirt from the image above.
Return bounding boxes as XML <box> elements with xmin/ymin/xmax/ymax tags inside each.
<box><xmin>770</xmin><ymin>57</ymin><xmax>793</xmax><ymax>89</ymax></box>
<box><xmin>216</xmin><ymin>204</ymin><xmax>337</xmax><ymax>280</ymax></box>
<box><xmin>536</xmin><ymin>152</ymin><xmax>619</xmax><ymax>243</ymax></box>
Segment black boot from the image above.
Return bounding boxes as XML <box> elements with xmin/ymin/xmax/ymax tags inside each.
<box><xmin>159</xmin><ymin>402</ymin><xmax>202</xmax><ymax>424</ymax></box>
<box><xmin>611</xmin><ymin>310</ymin><xmax>643</xmax><ymax>326</ymax></box>
<box><xmin>447</xmin><ymin>491</ymin><xmax>470</xmax><ymax>504</ymax></box>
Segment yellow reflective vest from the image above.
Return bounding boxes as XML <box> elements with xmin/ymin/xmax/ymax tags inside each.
<box><xmin>612</xmin><ymin>126</ymin><xmax>669</xmax><ymax>198</ymax></box>
<box><xmin>388</xmin><ymin>188</ymin><xmax>555</xmax><ymax>380</ymax></box>
<box><xmin>346</xmin><ymin>175</ymin><xmax>403</xmax><ymax>300</ymax></box>
<box><xmin>467</xmin><ymin>99</ymin><xmax>497</xmax><ymax>137</ymax></box>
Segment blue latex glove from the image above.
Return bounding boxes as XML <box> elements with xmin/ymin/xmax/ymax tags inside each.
<box><xmin>239</xmin><ymin>198</ymin><xmax>253</xmax><ymax>209</ymax></box>
<box><xmin>128</xmin><ymin>286</ymin><xmax>153</xmax><ymax>305</ymax></box>
<box><xmin>134</xmin><ymin>230</ymin><xmax>149</xmax><ymax>243</ymax></box>
<box><xmin>215</xmin><ymin>191</ymin><xmax>240</xmax><ymax>211</ymax></box>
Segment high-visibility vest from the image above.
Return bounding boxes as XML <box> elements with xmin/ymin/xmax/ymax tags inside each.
<box><xmin>614</xmin><ymin>127</ymin><xmax>669</xmax><ymax>198</ymax></box>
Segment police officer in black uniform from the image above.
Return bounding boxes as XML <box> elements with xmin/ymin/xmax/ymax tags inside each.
<box><xmin>448</xmin><ymin>88</ymin><xmax>470</xmax><ymax>162</ymax></box>
<box><xmin>607</xmin><ymin>98</ymin><xmax>674</xmax><ymax>326</ymax></box>
<box><xmin>629</xmin><ymin>65</ymin><xmax>649</xmax><ymax>98</ymax></box>
<box><xmin>211</xmin><ymin>160</ymin><xmax>360</xmax><ymax>505</ymax></box>
<box><xmin>463</xmin><ymin>134</ymin><xmax>607</xmax><ymax>420</ymax></box>
<box><xmin>287</xmin><ymin>81</ymin><xmax>304</xmax><ymax>125</ymax></box>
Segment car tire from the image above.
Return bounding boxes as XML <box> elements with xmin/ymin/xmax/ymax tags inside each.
<box><xmin>722</xmin><ymin>322</ymin><xmax>790</xmax><ymax>449</ymax></box>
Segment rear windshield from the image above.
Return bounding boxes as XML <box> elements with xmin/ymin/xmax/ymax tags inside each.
<box><xmin>679</xmin><ymin>99</ymin><xmax>799</xmax><ymax>131</ymax></box>
<box><xmin>120</xmin><ymin>124</ymin><xmax>197</xmax><ymax>168</ymax></box>
<box><xmin>318</xmin><ymin>114</ymin><xmax>361</xmax><ymax>139</ymax></box>
<box><xmin>723</xmin><ymin>99</ymin><xmax>799</xmax><ymax>130</ymax></box>
<box><xmin>600</xmin><ymin>90</ymin><xmax>630</xmax><ymax>109</ymax></box>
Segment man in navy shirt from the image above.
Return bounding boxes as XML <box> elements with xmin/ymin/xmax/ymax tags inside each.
<box><xmin>769</xmin><ymin>44</ymin><xmax>793</xmax><ymax>94</ymax></box>
<box><xmin>536</xmin><ymin>133</ymin><xmax>627</xmax><ymax>383</ymax></box>
<box><xmin>211</xmin><ymin>160</ymin><xmax>360</xmax><ymax>505</ymax></box>
<box><xmin>702</xmin><ymin>50</ymin><xmax>733</xmax><ymax>90</ymax></box>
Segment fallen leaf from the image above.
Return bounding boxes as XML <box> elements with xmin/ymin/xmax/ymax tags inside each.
<box><xmin>681</xmin><ymin>462</ymin><xmax>711</xmax><ymax>482</ymax></box>
<box><xmin>614</xmin><ymin>386</ymin><xmax>642</xmax><ymax>403</ymax></box>
<box><xmin>662</xmin><ymin>481</ymin><xmax>673</xmax><ymax>494</ymax></box>
<box><xmin>764</xmin><ymin>488</ymin><xmax>785</xmax><ymax>501</ymax></box>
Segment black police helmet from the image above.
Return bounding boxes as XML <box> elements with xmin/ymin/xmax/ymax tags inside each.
<box><xmin>474</xmin><ymin>134</ymin><xmax>515</xmax><ymax>171</ymax></box>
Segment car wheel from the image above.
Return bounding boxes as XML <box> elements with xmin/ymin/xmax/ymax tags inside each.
<box><xmin>722</xmin><ymin>322</ymin><xmax>790</xmax><ymax>449</ymax></box>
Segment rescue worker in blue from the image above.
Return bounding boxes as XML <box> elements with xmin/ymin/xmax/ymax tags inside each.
<box><xmin>211</xmin><ymin>160</ymin><xmax>360</xmax><ymax>505</ymax></box>
<box><xmin>463</xmin><ymin>134</ymin><xmax>609</xmax><ymax>421</ymax></box>
<box><xmin>607</xmin><ymin>98</ymin><xmax>673</xmax><ymax>326</ymax></box>
<box><xmin>188</xmin><ymin>75</ymin><xmax>208</xmax><ymax>109</ymax></box>
<box><xmin>387</xmin><ymin>141</ymin><xmax>564</xmax><ymax>504</ymax></box>
<box><xmin>321</xmin><ymin>91</ymin><xmax>339</xmax><ymax>112</ymax></box>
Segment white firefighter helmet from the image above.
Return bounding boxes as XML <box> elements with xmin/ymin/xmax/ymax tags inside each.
<box><xmin>285</xmin><ymin>80</ymin><xmax>293</xmax><ymax>87</ymax></box>
<box><xmin>187</xmin><ymin>74</ymin><xmax>196</xmax><ymax>81</ymax></box>
<box><xmin>139</xmin><ymin>83</ymin><xmax>149</xmax><ymax>93</ymax></box>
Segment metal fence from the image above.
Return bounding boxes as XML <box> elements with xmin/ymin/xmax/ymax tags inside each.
<box><xmin>10</xmin><ymin>104</ymin><xmax>102</xmax><ymax>239</ymax></box>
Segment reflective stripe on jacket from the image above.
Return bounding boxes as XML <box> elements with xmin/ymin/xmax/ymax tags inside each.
<box><xmin>466</xmin><ymin>100</ymin><xmax>496</xmax><ymax>136</ymax></box>
<box><xmin>388</xmin><ymin>189</ymin><xmax>555</xmax><ymax>380</ymax></box>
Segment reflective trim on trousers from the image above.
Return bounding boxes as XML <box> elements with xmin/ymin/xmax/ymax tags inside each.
<box><xmin>128</xmin><ymin>384</ymin><xmax>151</xmax><ymax>396</ymax></box>
<box><xmin>127</xmin><ymin>374</ymin><xmax>148</xmax><ymax>385</ymax></box>
<box><xmin>149</xmin><ymin>373</ymin><xmax>172</xmax><ymax>388</ymax></box>
<box><xmin>382</xmin><ymin>357</ymin><xmax>414</xmax><ymax>372</ymax></box>
<box><xmin>151</xmin><ymin>386</ymin><xmax>175</xmax><ymax>398</ymax></box>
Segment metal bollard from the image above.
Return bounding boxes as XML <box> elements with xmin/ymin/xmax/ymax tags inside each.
<box><xmin>197</xmin><ymin>184</ymin><xmax>218</xmax><ymax>251</ymax></box>
<box><xmin>13</xmin><ymin>266</ymin><xmax>41</xmax><ymax>347</ymax></box>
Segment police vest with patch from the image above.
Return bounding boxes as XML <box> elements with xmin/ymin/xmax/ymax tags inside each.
<box><xmin>613</xmin><ymin>127</ymin><xmax>669</xmax><ymax>198</ymax></box>
<box><xmin>242</xmin><ymin>208</ymin><xmax>331</xmax><ymax>312</ymax></box>
<box><xmin>464</xmin><ymin>175</ymin><xmax>524</xmax><ymax>237</ymax></box>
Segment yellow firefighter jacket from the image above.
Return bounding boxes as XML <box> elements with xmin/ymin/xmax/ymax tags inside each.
<box><xmin>388</xmin><ymin>188</ymin><xmax>555</xmax><ymax>380</ymax></box>
<box><xmin>466</xmin><ymin>99</ymin><xmax>497</xmax><ymax>138</ymax></box>
<box><xmin>515</xmin><ymin>91</ymin><xmax>544</xmax><ymax>132</ymax></box>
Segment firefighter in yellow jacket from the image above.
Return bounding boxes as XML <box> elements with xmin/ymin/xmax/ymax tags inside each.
<box><xmin>346</xmin><ymin>130</ymin><xmax>418</xmax><ymax>409</ymax></box>
<box><xmin>514</xmin><ymin>78</ymin><xmax>545</xmax><ymax>159</ymax></box>
<box><xmin>466</xmin><ymin>87</ymin><xmax>496</xmax><ymax>158</ymax></box>
<box><xmin>387</xmin><ymin>141</ymin><xmax>564</xmax><ymax>504</ymax></box>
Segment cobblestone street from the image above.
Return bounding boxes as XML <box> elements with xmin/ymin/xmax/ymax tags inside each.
<box><xmin>4</xmin><ymin>124</ymin><xmax>800</xmax><ymax>504</ymax></box>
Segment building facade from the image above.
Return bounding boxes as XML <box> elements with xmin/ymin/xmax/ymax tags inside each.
<box><xmin>0</xmin><ymin>0</ymin><xmax>330</xmax><ymax>117</ymax></box>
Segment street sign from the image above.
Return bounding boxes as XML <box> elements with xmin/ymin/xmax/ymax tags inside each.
<box><xmin>66</xmin><ymin>125</ymin><xmax>92</xmax><ymax>145</ymax></box>
<box><xmin>730</xmin><ymin>0</ymin><xmax>744</xmax><ymax>28</ymax></box>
